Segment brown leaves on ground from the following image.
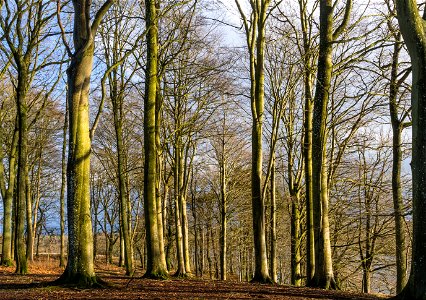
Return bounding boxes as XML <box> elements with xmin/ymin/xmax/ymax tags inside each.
<box><xmin>0</xmin><ymin>258</ymin><xmax>388</xmax><ymax>300</ymax></box>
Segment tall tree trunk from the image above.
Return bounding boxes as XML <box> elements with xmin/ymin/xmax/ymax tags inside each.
<box><xmin>1</xmin><ymin>126</ymin><xmax>18</xmax><ymax>266</ymax></box>
<box><xmin>291</xmin><ymin>192</ymin><xmax>302</xmax><ymax>286</ymax></box>
<box><xmin>394</xmin><ymin>1</ymin><xmax>426</xmax><ymax>298</ymax></box>
<box><xmin>174</xmin><ymin>144</ymin><xmax>186</xmax><ymax>276</ymax></box>
<box><xmin>60</xmin><ymin>99</ymin><xmax>68</xmax><ymax>268</ymax></box>
<box><xmin>112</xmin><ymin>87</ymin><xmax>133</xmax><ymax>275</ymax></box>
<box><xmin>15</xmin><ymin>74</ymin><xmax>28</xmax><ymax>274</ymax></box>
<box><xmin>298</xmin><ymin>0</ymin><xmax>315</xmax><ymax>285</ymax></box>
<box><xmin>26</xmin><ymin>169</ymin><xmax>35</xmax><ymax>262</ymax></box>
<box><xmin>220</xmin><ymin>150</ymin><xmax>227</xmax><ymax>281</ymax></box>
<box><xmin>389</xmin><ymin>33</ymin><xmax>408</xmax><ymax>294</ymax></box>
<box><xmin>58</xmin><ymin>0</ymin><xmax>113</xmax><ymax>285</ymax></box>
<box><xmin>311</xmin><ymin>0</ymin><xmax>351</xmax><ymax>289</ymax></box>
<box><xmin>15</xmin><ymin>69</ymin><xmax>29</xmax><ymax>274</ymax></box>
<box><xmin>155</xmin><ymin>82</ymin><xmax>167</xmax><ymax>272</ymax></box>
<box><xmin>312</xmin><ymin>0</ymin><xmax>334</xmax><ymax>289</ymax></box>
<box><xmin>270</xmin><ymin>154</ymin><xmax>277</xmax><ymax>283</ymax></box>
<box><xmin>143</xmin><ymin>0</ymin><xmax>168</xmax><ymax>279</ymax></box>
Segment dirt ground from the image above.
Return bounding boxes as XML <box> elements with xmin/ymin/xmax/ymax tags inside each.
<box><xmin>0</xmin><ymin>258</ymin><xmax>388</xmax><ymax>300</ymax></box>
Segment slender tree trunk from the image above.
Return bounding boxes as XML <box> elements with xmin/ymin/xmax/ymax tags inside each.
<box><xmin>60</xmin><ymin>99</ymin><xmax>68</xmax><ymax>268</ymax></box>
<box><xmin>155</xmin><ymin>85</ymin><xmax>167</xmax><ymax>271</ymax></box>
<box><xmin>252</xmin><ymin>1</ymin><xmax>270</xmax><ymax>283</ymax></box>
<box><xmin>174</xmin><ymin>146</ymin><xmax>186</xmax><ymax>276</ymax></box>
<box><xmin>270</xmin><ymin>153</ymin><xmax>277</xmax><ymax>283</ymax></box>
<box><xmin>112</xmin><ymin>92</ymin><xmax>133</xmax><ymax>275</ymax></box>
<box><xmin>298</xmin><ymin>0</ymin><xmax>315</xmax><ymax>283</ymax></box>
<box><xmin>220</xmin><ymin>153</ymin><xmax>227</xmax><ymax>281</ymax></box>
<box><xmin>1</xmin><ymin>127</ymin><xmax>18</xmax><ymax>266</ymax></box>
<box><xmin>26</xmin><ymin>172</ymin><xmax>34</xmax><ymax>262</ymax></box>
<box><xmin>291</xmin><ymin>192</ymin><xmax>302</xmax><ymax>286</ymax></box>
<box><xmin>389</xmin><ymin>34</ymin><xmax>408</xmax><ymax>293</ymax></box>
<box><xmin>15</xmin><ymin>68</ymin><xmax>29</xmax><ymax>274</ymax></box>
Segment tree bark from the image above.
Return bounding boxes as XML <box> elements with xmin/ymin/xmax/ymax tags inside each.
<box><xmin>235</xmin><ymin>0</ymin><xmax>271</xmax><ymax>283</ymax></box>
<box><xmin>58</xmin><ymin>0</ymin><xmax>114</xmax><ymax>286</ymax></box>
<box><xmin>15</xmin><ymin>68</ymin><xmax>29</xmax><ymax>274</ymax></box>
<box><xmin>311</xmin><ymin>0</ymin><xmax>351</xmax><ymax>289</ymax></box>
<box><xmin>143</xmin><ymin>0</ymin><xmax>168</xmax><ymax>278</ymax></box>
<box><xmin>60</xmin><ymin>99</ymin><xmax>68</xmax><ymax>268</ymax></box>
<box><xmin>388</xmin><ymin>33</ymin><xmax>408</xmax><ymax>294</ymax></box>
<box><xmin>394</xmin><ymin>1</ymin><xmax>426</xmax><ymax>298</ymax></box>
<box><xmin>1</xmin><ymin>126</ymin><xmax>18</xmax><ymax>266</ymax></box>
<box><xmin>298</xmin><ymin>0</ymin><xmax>315</xmax><ymax>285</ymax></box>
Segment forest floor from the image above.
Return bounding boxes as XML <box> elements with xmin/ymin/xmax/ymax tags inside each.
<box><xmin>0</xmin><ymin>257</ymin><xmax>389</xmax><ymax>300</ymax></box>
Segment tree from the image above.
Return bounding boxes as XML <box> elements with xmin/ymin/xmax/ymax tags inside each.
<box><xmin>393</xmin><ymin>0</ymin><xmax>426</xmax><ymax>298</ymax></box>
<box><xmin>381</xmin><ymin>2</ymin><xmax>411</xmax><ymax>292</ymax></box>
<box><xmin>0</xmin><ymin>80</ymin><xmax>17</xmax><ymax>267</ymax></box>
<box><xmin>143</xmin><ymin>0</ymin><xmax>168</xmax><ymax>278</ymax></box>
<box><xmin>57</xmin><ymin>0</ymin><xmax>114</xmax><ymax>286</ymax></box>
<box><xmin>311</xmin><ymin>0</ymin><xmax>352</xmax><ymax>289</ymax></box>
<box><xmin>235</xmin><ymin>0</ymin><xmax>272</xmax><ymax>283</ymax></box>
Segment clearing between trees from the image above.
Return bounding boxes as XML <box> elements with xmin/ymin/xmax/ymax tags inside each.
<box><xmin>0</xmin><ymin>258</ymin><xmax>387</xmax><ymax>300</ymax></box>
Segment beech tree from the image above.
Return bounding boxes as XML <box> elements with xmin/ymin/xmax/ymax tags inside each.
<box><xmin>234</xmin><ymin>0</ymin><xmax>272</xmax><ymax>283</ymax></box>
<box><xmin>143</xmin><ymin>0</ymin><xmax>168</xmax><ymax>278</ymax></box>
<box><xmin>57</xmin><ymin>0</ymin><xmax>114</xmax><ymax>286</ymax></box>
<box><xmin>394</xmin><ymin>0</ymin><xmax>426</xmax><ymax>298</ymax></box>
<box><xmin>311</xmin><ymin>0</ymin><xmax>352</xmax><ymax>289</ymax></box>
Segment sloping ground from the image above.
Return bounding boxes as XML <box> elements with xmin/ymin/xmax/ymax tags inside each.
<box><xmin>0</xmin><ymin>260</ymin><xmax>388</xmax><ymax>300</ymax></box>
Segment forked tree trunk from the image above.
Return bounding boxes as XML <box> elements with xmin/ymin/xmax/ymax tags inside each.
<box><xmin>58</xmin><ymin>0</ymin><xmax>113</xmax><ymax>286</ymax></box>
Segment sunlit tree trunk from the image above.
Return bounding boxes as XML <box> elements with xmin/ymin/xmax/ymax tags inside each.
<box><xmin>143</xmin><ymin>0</ymin><xmax>168</xmax><ymax>278</ymax></box>
<box><xmin>235</xmin><ymin>0</ymin><xmax>271</xmax><ymax>283</ymax></box>
<box><xmin>311</xmin><ymin>0</ymin><xmax>351</xmax><ymax>289</ymax></box>
<box><xmin>58</xmin><ymin>0</ymin><xmax>114</xmax><ymax>286</ymax></box>
<box><xmin>298</xmin><ymin>0</ymin><xmax>315</xmax><ymax>285</ymax></box>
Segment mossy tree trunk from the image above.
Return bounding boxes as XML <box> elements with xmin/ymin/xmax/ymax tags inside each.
<box><xmin>235</xmin><ymin>0</ymin><xmax>271</xmax><ymax>283</ymax></box>
<box><xmin>297</xmin><ymin>0</ymin><xmax>316</xmax><ymax>285</ymax></box>
<box><xmin>394</xmin><ymin>1</ymin><xmax>426</xmax><ymax>298</ymax></box>
<box><xmin>58</xmin><ymin>0</ymin><xmax>113</xmax><ymax>286</ymax></box>
<box><xmin>311</xmin><ymin>0</ymin><xmax>351</xmax><ymax>289</ymax></box>
<box><xmin>143</xmin><ymin>0</ymin><xmax>168</xmax><ymax>279</ymax></box>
